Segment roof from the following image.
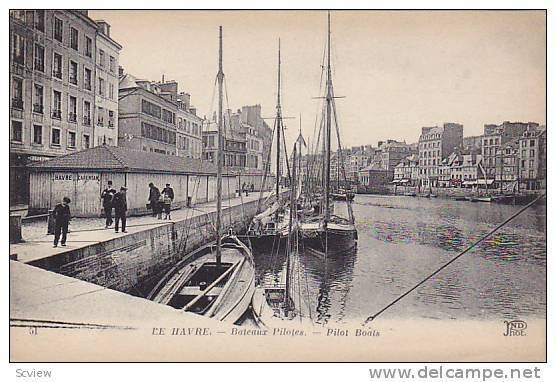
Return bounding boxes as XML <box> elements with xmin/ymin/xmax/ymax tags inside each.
<box><xmin>29</xmin><ymin>145</ymin><xmax>222</xmax><ymax>175</ymax></box>
<box><xmin>359</xmin><ymin>162</ymin><xmax>389</xmax><ymax>172</ymax></box>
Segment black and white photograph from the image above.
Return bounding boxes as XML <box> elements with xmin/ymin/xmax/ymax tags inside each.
<box><xmin>7</xmin><ymin>5</ymin><xmax>549</xmax><ymax>368</ymax></box>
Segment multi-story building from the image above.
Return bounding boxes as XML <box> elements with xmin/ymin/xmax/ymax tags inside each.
<box><xmin>151</xmin><ymin>80</ymin><xmax>203</xmax><ymax>159</ymax></box>
<box><xmin>373</xmin><ymin>139</ymin><xmax>413</xmax><ymax>171</ymax></box>
<box><xmin>93</xmin><ymin>20</ymin><xmax>121</xmax><ymax>146</ymax></box>
<box><xmin>438</xmin><ymin>148</ymin><xmax>482</xmax><ymax>187</ymax></box>
<box><xmin>518</xmin><ymin>126</ymin><xmax>546</xmax><ymax>191</ymax></box>
<box><xmin>9</xmin><ymin>10</ymin><xmax>117</xmax><ymax>207</ymax></box>
<box><xmin>481</xmin><ymin>121</ymin><xmax>538</xmax><ymax>181</ymax></box>
<box><xmin>203</xmin><ymin>105</ymin><xmax>270</xmax><ymax>174</ymax></box>
<box><xmin>418</xmin><ymin>122</ymin><xmax>463</xmax><ymax>186</ymax></box>
<box><xmin>393</xmin><ymin>154</ymin><xmax>419</xmax><ymax>186</ymax></box>
<box><xmin>118</xmin><ymin>73</ymin><xmax>177</xmax><ymax>155</ymax></box>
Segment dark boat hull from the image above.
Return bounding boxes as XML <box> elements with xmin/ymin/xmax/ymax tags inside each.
<box><xmin>301</xmin><ymin>225</ymin><xmax>357</xmax><ymax>258</ymax></box>
<box><xmin>239</xmin><ymin>233</ymin><xmax>289</xmax><ymax>253</ymax></box>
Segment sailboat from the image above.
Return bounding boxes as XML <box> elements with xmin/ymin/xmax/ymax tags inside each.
<box><xmin>252</xmin><ymin>142</ymin><xmax>312</xmax><ymax>326</ymax></box>
<box><xmin>300</xmin><ymin>12</ymin><xmax>358</xmax><ymax>258</ymax></box>
<box><xmin>245</xmin><ymin>40</ymin><xmax>292</xmax><ymax>252</ymax></box>
<box><xmin>148</xmin><ymin>26</ymin><xmax>255</xmax><ymax>324</ymax></box>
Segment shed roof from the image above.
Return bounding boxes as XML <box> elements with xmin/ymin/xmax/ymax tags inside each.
<box><xmin>29</xmin><ymin>145</ymin><xmax>221</xmax><ymax>175</ymax></box>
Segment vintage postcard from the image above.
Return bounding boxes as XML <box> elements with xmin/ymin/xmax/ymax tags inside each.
<box><xmin>8</xmin><ymin>9</ymin><xmax>547</xmax><ymax>362</ymax></box>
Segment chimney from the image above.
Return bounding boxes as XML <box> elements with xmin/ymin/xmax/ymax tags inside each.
<box><xmin>95</xmin><ymin>20</ymin><xmax>111</xmax><ymax>37</ymax></box>
<box><xmin>118</xmin><ymin>66</ymin><xmax>124</xmax><ymax>78</ymax></box>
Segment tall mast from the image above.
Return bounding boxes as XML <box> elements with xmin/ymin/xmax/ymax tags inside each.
<box><xmin>275</xmin><ymin>39</ymin><xmax>282</xmax><ymax>217</ymax></box>
<box><xmin>324</xmin><ymin>11</ymin><xmax>332</xmax><ymax>222</ymax></box>
<box><xmin>285</xmin><ymin>144</ymin><xmax>296</xmax><ymax>313</ymax></box>
<box><xmin>216</xmin><ymin>26</ymin><xmax>224</xmax><ymax>266</ymax></box>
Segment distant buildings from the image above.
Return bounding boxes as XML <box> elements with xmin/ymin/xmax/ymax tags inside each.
<box><xmin>418</xmin><ymin>122</ymin><xmax>463</xmax><ymax>187</ymax></box>
<box><xmin>9</xmin><ymin>10</ymin><xmax>121</xmax><ymax>207</ymax></box>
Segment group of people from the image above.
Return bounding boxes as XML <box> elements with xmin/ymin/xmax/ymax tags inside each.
<box><xmin>148</xmin><ymin>183</ymin><xmax>174</xmax><ymax>220</ymax></box>
<box><xmin>241</xmin><ymin>183</ymin><xmax>255</xmax><ymax>196</ymax></box>
<box><xmin>100</xmin><ymin>181</ymin><xmax>128</xmax><ymax>233</ymax></box>
<box><xmin>51</xmin><ymin>181</ymin><xmax>176</xmax><ymax>248</ymax></box>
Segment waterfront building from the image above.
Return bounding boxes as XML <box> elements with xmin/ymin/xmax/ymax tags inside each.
<box><xmin>358</xmin><ymin>163</ymin><xmax>394</xmax><ymax>189</ymax></box>
<box><xmin>518</xmin><ymin>126</ymin><xmax>546</xmax><ymax>190</ymax></box>
<box><xmin>118</xmin><ymin>73</ymin><xmax>177</xmax><ymax>155</ymax></box>
<box><xmin>438</xmin><ymin>148</ymin><xmax>483</xmax><ymax>188</ymax></box>
<box><xmin>372</xmin><ymin>139</ymin><xmax>412</xmax><ymax>171</ymax></box>
<box><xmin>393</xmin><ymin>154</ymin><xmax>419</xmax><ymax>186</ymax></box>
<box><xmin>418</xmin><ymin>122</ymin><xmax>463</xmax><ymax>187</ymax></box>
<box><xmin>481</xmin><ymin>121</ymin><xmax>538</xmax><ymax>181</ymax></box>
<box><xmin>93</xmin><ymin>20</ymin><xmax>121</xmax><ymax>146</ymax></box>
<box><xmin>9</xmin><ymin>10</ymin><xmax>120</xmax><ymax>208</ymax></box>
<box><xmin>28</xmin><ymin>145</ymin><xmax>236</xmax><ymax>217</ymax></box>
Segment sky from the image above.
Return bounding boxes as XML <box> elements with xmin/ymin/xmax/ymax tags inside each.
<box><xmin>89</xmin><ymin>10</ymin><xmax>546</xmax><ymax>151</ymax></box>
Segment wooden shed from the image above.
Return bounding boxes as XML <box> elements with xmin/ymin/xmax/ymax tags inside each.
<box><xmin>28</xmin><ymin>145</ymin><xmax>238</xmax><ymax>217</ymax></box>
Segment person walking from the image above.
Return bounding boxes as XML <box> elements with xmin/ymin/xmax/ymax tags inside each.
<box><xmin>113</xmin><ymin>186</ymin><xmax>128</xmax><ymax>233</ymax></box>
<box><xmin>148</xmin><ymin>182</ymin><xmax>161</xmax><ymax>219</ymax></box>
<box><xmin>101</xmin><ymin>180</ymin><xmax>116</xmax><ymax>228</ymax></box>
<box><xmin>161</xmin><ymin>183</ymin><xmax>174</xmax><ymax>220</ymax></box>
<box><xmin>53</xmin><ymin>197</ymin><xmax>71</xmax><ymax>247</ymax></box>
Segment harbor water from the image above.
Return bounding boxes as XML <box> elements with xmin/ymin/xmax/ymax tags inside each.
<box><xmin>253</xmin><ymin>194</ymin><xmax>546</xmax><ymax>324</ymax></box>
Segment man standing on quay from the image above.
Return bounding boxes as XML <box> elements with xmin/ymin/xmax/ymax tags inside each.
<box><xmin>53</xmin><ymin>197</ymin><xmax>71</xmax><ymax>247</ymax></box>
<box><xmin>101</xmin><ymin>180</ymin><xmax>116</xmax><ymax>228</ymax></box>
<box><xmin>113</xmin><ymin>186</ymin><xmax>128</xmax><ymax>233</ymax></box>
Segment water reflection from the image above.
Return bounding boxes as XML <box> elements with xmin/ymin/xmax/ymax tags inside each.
<box><xmin>252</xmin><ymin>196</ymin><xmax>546</xmax><ymax>322</ymax></box>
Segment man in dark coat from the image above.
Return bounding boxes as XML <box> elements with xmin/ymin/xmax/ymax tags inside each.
<box><xmin>148</xmin><ymin>182</ymin><xmax>161</xmax><ymax>218</ymax></box>
<box><xmin>113</xmin><ymin>186</ymin><xmax>128</xmax><ymax>233</ymax></box>
<box><xmin>161</xmin><ymin>183</ymin><xmax>174</xmax><ymax>220</ymax></box>
<box><xmin>101</xmin><ymin>180</ymin><xmax>116</xmax><ymax>228</ymax></box>
<box><xmin>53</xmin><ymin>197</ymin><xmax>71</xmax><ymax>247</ymax></box>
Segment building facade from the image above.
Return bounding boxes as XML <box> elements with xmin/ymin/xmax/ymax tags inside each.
<box><xmin>93</xmin><ymin>20</ymin><xmax>121</xmax><ymax>146</ymax></box>
<box><xmin>481</xmin><ymin>121</ymin><xmax>538</xmax><ymax>180</ymax></box>
<box><xmin>519</xmin><ymin>127</ymin><xmax>546</xmax><ymax>190</ymax></box>
<box><xmin>118</xmin><ymin>74</ymin><xmax>177</xmax><ymax>155</ymax></box>
<box><xmin>9</xmin><ymin>10</ymin><xmax>120</xmax><ymax>207</ymax></box>
<box><xmin>418</xmin><ymin>122</ymin><xmax>463</xmax><ymax>186</ymax></box>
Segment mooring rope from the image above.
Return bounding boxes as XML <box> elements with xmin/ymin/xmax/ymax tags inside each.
<box><xmin>363</xmin><ymin>192</ymin><xmax>546</xmax><ymax>324</ymax></box>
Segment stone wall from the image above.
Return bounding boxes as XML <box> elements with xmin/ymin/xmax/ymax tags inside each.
<box><xmin>28</xmin><ymin>198</ymin><xmax>261</xmax><ymax>297</ymax></box>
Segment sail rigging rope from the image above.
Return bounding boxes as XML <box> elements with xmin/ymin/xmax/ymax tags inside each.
<box><xmin>363</xmin><ymin>193</ymin><xmax>546</xmax><ymax>324</ymax></box>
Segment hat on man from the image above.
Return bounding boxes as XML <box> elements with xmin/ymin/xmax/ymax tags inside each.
<box><xmin>166</xmin><ymin>183</ymin><xmax>170</xmax><ymax>186</ymax></box>
<box><xmin>107</xmin><ymin>180</ymin><xmax>113</xmax><ymax>185</ymax></box>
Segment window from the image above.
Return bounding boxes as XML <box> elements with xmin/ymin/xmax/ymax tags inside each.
<box><xmin>109</xmin><ymin>56</ymin><xmax>115</xmax><ymax>72</ymax></box>
<box><xmin>12</xmin><ymin>78</ymin><xmax>23</xmax><ymax>109</ymax></box>
<box><xmin>51</xmin><ymin>128</ymin><xmax>61</xmax><ymax>145</ymax></box>
<box><xmin>85</xmin><ymin>36</ymin><xmax>92</xmax><ymax>58</ymax></box>
<box><xmin>11</xmin><ymin>10</ymin><xmax>26</xmax><ymax>22</ymax></box>
<box><xmin>84</xmin><ymin>68</ymin><xmax>92</xmax><ymax>90</ymax></box>
<box><xmin>97</xmin><ymin>107</ymin><xmax>104</xmax><ymax>126</ymax></box>
<box><xmin>53</xmin><ymin>52</ymin><xmax>63</xmax><ymax>79</ymax></box>
<box><xmin>70</xmin><ymin>27</ymin><xmax>78</xmax><ymax>50</ymax></box>
<box><xmin>98</xmin><ymin>77</ymin><xmax>104</xmax><ymax>96</ymax></box>
<box><xmin>109</xmin><ymin>83</ymin><xmax>114</xmax><ymax>100</ymax></box>
<box><xmin>11</xmin><ymin>120</ymin><xmax>23</xmax><ymax>143</ymax></box>
<box><xmin>69</xmin><ymin>61</ymin><xmax>78</xmax><ymax>85</ymax></box>
<box><xmin>33</xmin><ymin>124</ymin><xmax>42</xmax><ymax>144</ymax></box>
<box><xmin>530</xmin><ymin>149</ymin><xmax>535</xmax><ymax>157</ymax></box>
<box><xmin>34</xmin><ymin>44</ymin><xmax>45</xmax><ymax>72</ymax></box>
<box><xmin>530</xmin><ymin>139</ymin><xmax>535</xmax><ymax>147</ymax></box>
<box><xmin>99</xmin><ymin>49</ymin><xmax>105</xmax><ymax>67</ymax></box>
<box><xmin>34</xmin><ymin>10</ymin><xmax>45</xmax><ymax>32</ymax></box>
<box><xmin>108</xmin><ymin>110</ymin><xmax>115</xmax><ymax>127</ymax></box>
<box><xmin>68</xmin><ymin>131</ymin><xmax>76</xmax><ymax>148</ymax></box>
<box><xmin>33</xmin><ymin>84</ymin><xmax>43</xmax><ymax>113</ymax></box>
<box><xmin>83</xmin><ymin>101</ymin><xmax>91</xmax><ymax>125</ymax></box>
<box><xmin>83</xmin><ymin>134</ymin><xmax>90</xmax><ymax>149</ymax></box>
<box><xmin>54</xmin><ymin>17</ymin><xmax>63</xmax><ymax>42</ymax></box>
<box><xmin>141</xmin><ymin>99</ymin><xmax>161</xmax><ymax>118</ymax></box>
<box><xmin>12</xmin><ymin>33</ymin><xmax>25</xmax><ymax>65</ymax></box>
<box><xmin>52</xmin><ymin>90</ymin><xmax>62</xmax><ymax>119</ymax></box>
<box><xmin>68</xmin><ymin>96</ymin><xmax>77</xmax><ymax>122</ymax></box>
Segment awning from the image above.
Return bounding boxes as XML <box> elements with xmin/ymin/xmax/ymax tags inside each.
<box><xmin>399</xmin><ymin>179</ymin><xmax>410</xmax><ymax>184</ymax></box>
<box><xmin>462</xmin><ymin>180</ymin><xmax>476</xmax><ymax>186</ymax></box>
